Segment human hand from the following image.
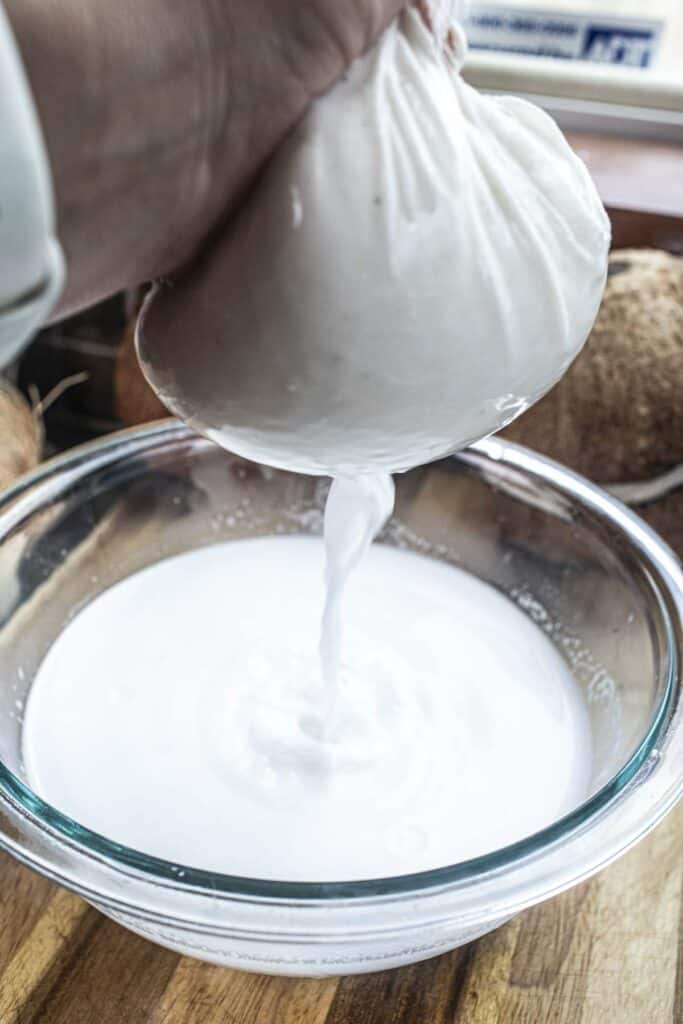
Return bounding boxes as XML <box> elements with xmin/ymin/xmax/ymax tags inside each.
<box><xmin>6</xmin><ymin>0</ymin><xmax>405</xmax><ymax>317</ymax></box>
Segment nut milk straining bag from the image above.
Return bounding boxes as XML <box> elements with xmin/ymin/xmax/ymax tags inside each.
<box><xmin>138</xmin><ymin>1</ymin><xmax>610</xmax><ymax>475</ymax></box>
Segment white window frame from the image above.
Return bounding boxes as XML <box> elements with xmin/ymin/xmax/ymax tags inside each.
<box><xmin>463</xmin><ymin>52</ymin><xmax>683</xmax><ymax>143</ymax></box>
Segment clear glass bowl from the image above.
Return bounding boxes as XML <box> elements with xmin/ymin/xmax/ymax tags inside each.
<box><xmin>0</xmin><ymin>422</ymin><xmax>681</xmax><ymax>976</ymax></box>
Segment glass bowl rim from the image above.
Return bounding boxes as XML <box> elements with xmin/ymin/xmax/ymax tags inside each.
<box><xmin>0</xmin><ymin>421</ymin><xmax>680</xmax><ymax>910</ymax></box>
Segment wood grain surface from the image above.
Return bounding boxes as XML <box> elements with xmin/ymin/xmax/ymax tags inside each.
<box><xmin>1</xmin><ymin>800</ymin><xmax>681</xmax><ymax>1023</ymax></box>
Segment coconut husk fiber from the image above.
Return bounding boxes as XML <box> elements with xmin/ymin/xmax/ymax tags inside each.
<box><xmin>0</xmin><ymin>379</ymin><xmax>42</xmax><ymax>492</ymax></box>
<box><xmin>502</xmin><ymin>249</ymin><xmax>683</xmax><ymax>483</ymax></box>
<box><xmin>502</xmin><ymin>248</ymin><xmax>683</xmax><ymax>558</ymax></box>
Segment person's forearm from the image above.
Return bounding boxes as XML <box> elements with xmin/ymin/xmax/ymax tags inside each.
<box><xmin>6</xmin><ymin>0</ymin><xmax>214</xmax><ymax>315</ymax></box>
<box><xmin>4</xmin><ymin>0</ymin><xmax>308</xmax><ymax>318</ymax></box>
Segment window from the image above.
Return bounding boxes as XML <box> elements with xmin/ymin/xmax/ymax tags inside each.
<box><xmin>463</xmin><ymin>1</ymin><xmax>683</xmax><ymax>141</ymax></box>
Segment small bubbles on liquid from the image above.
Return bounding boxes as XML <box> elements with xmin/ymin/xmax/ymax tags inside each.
<box><xmin>587</xmin><ymin>668</ymin><xmax>616</xmax><ymax>705</ymax></box>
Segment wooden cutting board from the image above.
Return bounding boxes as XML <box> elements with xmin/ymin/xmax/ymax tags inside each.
<box><xmin>0</xmin><ymin>799</ymin><xmax>681</xmax><ymax>1024</ymax></box>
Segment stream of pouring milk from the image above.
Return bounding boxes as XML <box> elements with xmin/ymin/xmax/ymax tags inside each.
<box><xmin>22</xmin><ymin>475</ymin><xmax>592</xmax><ymax>881</ymax></box>
<box><xmin>320</xmin><ymin>474</ymin><xmax>395</xmax><ymax>690</ymax></box>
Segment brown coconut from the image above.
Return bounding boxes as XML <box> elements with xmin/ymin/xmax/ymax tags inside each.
<box><xmin>0</xmin><ymin>379</ymin><xmax>42</xmax><ymax>491</ymax></box>
<box><xmin>501</xmin><ymin>248</ymin><xmax>683</xmax><ymax>556</ymax></box>
<box><xmin>502</xmin><ymin>249</ymin><xmax>683</xmax><ymax>483</ymax></box>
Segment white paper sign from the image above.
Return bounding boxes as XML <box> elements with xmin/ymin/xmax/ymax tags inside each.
<box><xmin>466</xmin><ymin>5</ymin><xmax>662</xmax><ymax>66</ymax></box>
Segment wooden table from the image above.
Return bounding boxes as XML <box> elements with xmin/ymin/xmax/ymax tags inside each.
<box><xmin>1</xmin><ymin>799</ymin><xmax>681</xmax><ymax>1024</ymax></box>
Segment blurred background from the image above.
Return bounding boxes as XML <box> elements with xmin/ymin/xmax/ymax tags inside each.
<box><xmin>467</xmin><ymin>0</ymin><xmax>681</xmax><ymax>73</ymax></box>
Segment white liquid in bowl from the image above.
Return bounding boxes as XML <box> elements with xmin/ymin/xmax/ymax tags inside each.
<box><xmin>22</xmin><ymin>537</ymin><xmax>591</xmax><ymax>881</ymax></box>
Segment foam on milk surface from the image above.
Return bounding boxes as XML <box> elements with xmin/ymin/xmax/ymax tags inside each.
<box><xmin>23</xmin><ymin>536</ymin><xmax>591</xmax><ymax>881</ymax></box>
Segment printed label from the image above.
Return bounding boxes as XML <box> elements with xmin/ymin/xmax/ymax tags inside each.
<box><xmin>466</xmin><ymin>5</ymin><xmax>662</xmax><ymax>66</ymax></box>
